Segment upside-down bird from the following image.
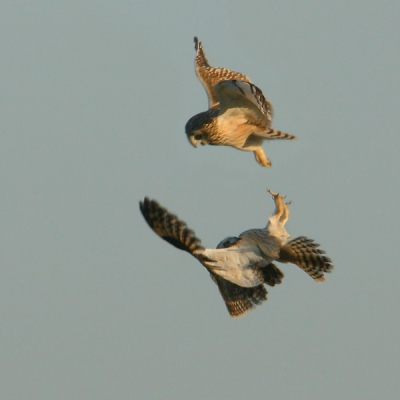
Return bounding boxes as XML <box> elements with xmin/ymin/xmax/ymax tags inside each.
<box><xmin>139</xmin><ymin>190</ymin><xmax>333</xmax><ymax>317</ymax></box>
<box><xmin>185</xmin><ymin>37</ymin><xmax>296</xmax><ymax>167</ymax></box>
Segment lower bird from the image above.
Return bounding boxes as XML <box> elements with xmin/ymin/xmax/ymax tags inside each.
<box><xmin>139</xmin><ymin>190</ymin><xmax>333</xmax><ymax>317</ymax></box>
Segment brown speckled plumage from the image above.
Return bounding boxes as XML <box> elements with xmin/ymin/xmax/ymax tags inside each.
<box><xmin>186</xmin><ymin>37</ymin><xmax>296</xmax><ymax>167</ymax></box>
<box><xmin>194</xmin><ymin>36</ymin><xmax>252</xmax><ymax>109</ymax></box>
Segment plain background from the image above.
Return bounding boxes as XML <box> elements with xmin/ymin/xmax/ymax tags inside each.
<box><xmin>2</xmin><ymin>1</ymin><xmax>400</xmax><ymax>399</ymax></box>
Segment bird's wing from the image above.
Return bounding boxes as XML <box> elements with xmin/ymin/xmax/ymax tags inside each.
<box><xmin>261</xmin><ymin>263</ymin><xmax>284</xmax><ymax>286</ymax></box>
<box><xmin>194</xmin><ymin>37</ymin><xmax>251</xmax><ymax>109</ymax></box>
<box><xmin>215</xmin><ymin>80</ymin><xmax>274</xmax><ymax>125</ymax></box>
<box><xmin>140</xmin><ymin>198</ymin><xmax>268</xmax><ymax>288</ymax></box>
<box><xmin>209</xmin><ymin>261</ymin><xmax>283</xmax><ymax>317</ymax></box>
<box><xmin>215</xmin><ymin>80</ymin><xmax>297</xmax><ymax>142</ymax></box>
<box><xmin>139</xmin><ymin>197</ymin><xmax>206</xmax><ymax>258</ymax></box>
<box><xmin>140</xmin><ymin>197</ymin><xmax>267</xmax><ymax>314</ymax></box>
<box><xmin>210</xmin><ymin>273</ymin><xmax>267</xmax><ymax>317</ymax></box>
<box><xmin>140</xmin><ymin>197</ymin><xmax>289</xmax><ymax>317</ymax></box>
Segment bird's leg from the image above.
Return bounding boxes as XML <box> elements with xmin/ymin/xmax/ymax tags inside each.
<box><xmin>267</xmin><ymin>190</ymin><xmax>285</xmax><ymax>223</ymax></box>
<box><xmin>253</xmin><ymin>148</ymin><xmax>271</xmax><ymax>167</ymax></box>
<box><xmin>279</xmin><ymin>201</ymin><xmax>291</xmax><ymax>227</ymax></box>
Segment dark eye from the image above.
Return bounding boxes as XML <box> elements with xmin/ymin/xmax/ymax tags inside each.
<box><xmin>194</xmin><ymin>133</ymin><xmax>202</xmax><ymax>140</ymax></box>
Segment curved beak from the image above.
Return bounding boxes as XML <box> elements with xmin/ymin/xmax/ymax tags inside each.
<box><xmin>188</xmin><ymin>136</ymin><xmax>198</xmax><ymax>148</ymax></box>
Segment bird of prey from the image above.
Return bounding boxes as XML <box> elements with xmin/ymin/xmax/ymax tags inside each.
<box><xmin>185</xmin><ymin>37</ymin><xmax>296</xmax><ymax>167</ymax></box>
<box><xmin>139</xmin><ymin>190</ymin><xmax>333</xmax><ymax>317</ymax></box>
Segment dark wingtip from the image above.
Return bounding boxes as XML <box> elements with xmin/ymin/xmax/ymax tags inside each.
<box><xmin>139</xmin><ymin>197</ymin><xmax>146</xmax><ymax>214</ymax></box>
<box><xmin>194</xmin><ymin>36</ymin><xmax>200</xmax><ymax>50</ymax></box>
<box><xmin>139</xmin><ymin>196</ymin><xmax>151</xmax><ymax>214</ymax></box>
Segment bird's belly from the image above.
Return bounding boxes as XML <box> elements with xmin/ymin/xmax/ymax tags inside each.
<box><xmin>204</xmin><ymin>248</ymin><xmax>265</xmax><ymax>287</ymax></box>
<box><xmin>217</xmin><ymin>113</ymin><xmax>253</xmax><ymax>149</ymax></box>
<box><xmin>240</xmin><ymin>229</ymin><xmax>281</xmax><ymax>260</ymax></box>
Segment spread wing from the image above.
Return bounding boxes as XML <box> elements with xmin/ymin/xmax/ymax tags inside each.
<box><xmin>210</xmin><ymin>261</ymin><xmax>284</xmax><ymax>317</ymax></box>
<box><xmin>215</xmin><ymin>80</ymin><xmax>274</xmax><ymax>124</ymax></box>
<box><xmin>210</xmin><ymin>273</ymin><xmax>268</xmax><ymax>317</ymax></box>
<box><xmin>194</xmin><ymin>37</ymin><xmax>252</xmax><ymax>109</ymax></box>
<box><xmin>139</xmin><ymin>197</ymin><xmax>206</xmax><ymax>257</ymax></box>
<box><xmin>140</xmin><ymin>197</ymin><xmax>284</xmax><ymax>317</ymax></box>
<box><xmin>215</xmin><ymin>80</ymin><xmax>297</xmax><ymax>141</ymax></box>
<box><xmin>140</xmin><ymin>197</ymin><xmax>266</xmax><ymax>288</ymax></box>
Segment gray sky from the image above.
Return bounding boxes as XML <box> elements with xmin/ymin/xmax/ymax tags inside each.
<box><xmin>2</xmin><ymin>1</ymin><xmax>400</xmax><ymax>399</ymax></box>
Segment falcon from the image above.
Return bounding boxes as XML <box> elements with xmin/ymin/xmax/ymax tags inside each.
<box><xmin>139</xmin><ymin>190</ymin><xmax>333</xmax><ymax>317</ymax></box>
<box><xmin>186</xmin><ymin>37</ymin><xmax>296</xmax><ymax>167</ymax></box>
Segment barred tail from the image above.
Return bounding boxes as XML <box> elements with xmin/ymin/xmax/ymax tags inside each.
<box><xmin>279</xmin><ymin>236</ymin><xmax>333</xmax><ymax>282</ymax></box>
<box><xmin>265</xmin><ymin>128</ymin><xmax>297</xmax><ymax>140</ymax></box>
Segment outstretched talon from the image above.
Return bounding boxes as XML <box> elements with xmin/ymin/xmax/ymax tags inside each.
<box><xmin>279</xmin><ymin>201</ymin><xmax>291</xmax><ymax>226</ymax></box>
<box><xmin>267</xmin><ymin>189</ymin><xmax>287</xmax><ymax>223</ymax></box>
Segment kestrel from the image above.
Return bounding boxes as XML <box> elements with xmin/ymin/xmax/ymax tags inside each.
<box><xmin>185</xmin><ymin>37</ymin><xmax>296</xmax><ymax>167</ymax></box>
<box><xmin>139</xmin><ymin>190</ymin><xmax>333</xmax><ymax>317</ymax></box>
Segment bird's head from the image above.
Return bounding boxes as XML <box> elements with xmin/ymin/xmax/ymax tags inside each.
<box><xmin>185</xmin><ymin>118</ymin><xmax>209</xmax><ymax>148</ymax></box>
<box><xmin>216</xmin><ymin>236</ymin><xmax>240</xmax><ymax>249</ymax></box>
<box><xmin>185</xmin><ymin>109</ymin><xmax>218</xmax><ymax>147</ymax></box>
<box><xmin>187</xmin><ymin>131</ymin><xmax>208</xmax><ymax>147</ymax></box>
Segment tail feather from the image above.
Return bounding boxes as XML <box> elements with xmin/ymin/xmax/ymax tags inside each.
<box><xmin>252</xmin><ymin>128</ymin><xmax>296</xmax><ymax>141</ymax></box>
<box><xmin>279</xmin><ymin>236</ymin><xmax>333</xmax><ymax>282</ymax></box>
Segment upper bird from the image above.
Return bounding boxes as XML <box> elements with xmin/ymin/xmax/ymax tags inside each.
<box><xmin>139</xmin><ymin>190</ymin><xmax>333</xmax><ymax>317</ymax></box>
<box><xmin>185</xmin><ymin>37</ymin><xmax>296</xmax><ymax>167</ymax></box>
